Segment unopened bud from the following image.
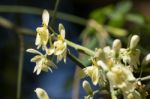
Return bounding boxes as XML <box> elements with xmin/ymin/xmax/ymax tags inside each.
<box><xmin>142</xmin><ymin>54</ymin><xmax>150</xmax><ymax>65</ymax></box>
<box><xmin>42</xmin><ymin>9</ymin><xmax>49</xmax><ymax>26</ymax></box>
<box><xmin>82</xmin><ymin>80</ymin><xmax>93</xmax><ymax>95</ymax></box>
<box><xmin>112</xmin><ymin>39</ymin><xmax>121</xmax><ymax>52</ymax></box>
<box><xmin>35</xmin><ymin>88</ymin><xmax>50</xmax><ymax>99</ymax></box>
<box><xmin>58</xmin><ymin>23</ymin><xmax>65</xmax><ymax>39</ymax></box>
<box><xmin>130</xmin><ymin>35</ymin><xmax>140</xmax><ymax>49</ymax></box>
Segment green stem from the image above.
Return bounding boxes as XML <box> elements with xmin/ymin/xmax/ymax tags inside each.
<box><xmin>138</xmin><ymin>75</ymin><xmax>150</xmax><ymax>81</ymax></box>
<box><xmin>17</xmin><ymin>34</ymin><xmax>24</xmax><ymax>99</ymax></box>
<box><xmin>66</xmin><ymin>40</ymin><xmax>95</xmax><ymax>56</ymax></box>
<box><xmin>49</xmin><ymin>26</ymin><xmax>95</xmax><ymax>56</ymax></box>
<box><xmin>0</xmin><ymin>5</ymin><xmax>127</xmax><ymax>36</ymax></box>
<box><xmin>0</xmin><ymin>5</ymin><xmax>86</xmax><ymax>25</ymax></box>
<box><xmin>67</xmin><ymin>51</ymin><xmax>85</xmax><ymax>69</ymax></box>
<box><xmin>0</xmin><ymin>16</ymin><xmax>89</xmax><ymax>69</ymax></box>
<box><xmin>50</xmin><ymin>0</ymin><xmax>60</xmax><ymax>27</ymax></box>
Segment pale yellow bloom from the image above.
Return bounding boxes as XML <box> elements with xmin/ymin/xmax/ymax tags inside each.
<box><xmin>35</xmin><ymin>10</ymin><xmax>50</xmax><ymax>49</ymax></box>
<box><xmin>54</xmin><ymin>23</ymin><xmax>67</xmax><ymax>62</ymax></box>
<box><xmin>26</xmin><ymin>48</ymin><xmax>56</xmax><ymax>75</ymax></box>
<box><xmin>83</xmin><ymin>60</ymin><xmax>107</xmax><ymax>86</ymax></box>
<box><xmin>35</xmin><ymin>88</ymin><xmax>50</xmax><ymax>99</ymax></box>
<box><xmin>120</xmin><ymin>48</ymin><xmax>140</xmax><ymax>70</ymax></box>
<box><xmin>45</xmin><ymin>47</ymin><xmax>55</xmax><ymax>55</ymax></box>
<box><xmin>106</xmin><ymin>64</ymin><xmax>136</xmax><ymax>91</ymax></box>
<box><xmin>83</xmin><ymin>66</ymin><xmax>99</xmax><ymax>85</ymax></box>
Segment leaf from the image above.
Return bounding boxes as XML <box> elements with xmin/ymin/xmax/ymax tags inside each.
<box><xmin>126</xmin><ymin>13</ymin><xmax>145</xmax><ymax>25</ymax></box>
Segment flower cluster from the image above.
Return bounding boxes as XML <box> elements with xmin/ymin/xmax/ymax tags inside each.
<box><xmin>82</xmin><ymin>35</ymin><xmax>149</xmax><ymax>99</ymax></box>
<box><xmin>26</xmin><ymin>10</ymin><xmax>67</xmax><ymax>75</ymax></box>
<box><xmin>26</xmin><ymin>10</ymin><xmax>150</xmax><ymax>99</ymax></box>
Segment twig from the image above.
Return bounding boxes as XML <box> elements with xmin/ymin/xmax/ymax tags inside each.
<box><xmin>66</xmin><ymin>40</ymin><xmax>95</xmax><ymax>56</ymax></box>
<box><xmin>67</xmin><ymin>51</ymin><xmax>85</xmax><ymax>69</ymax></box>
<box><xmin>138</xmin><ymin>75</ymin><xmax>150</xmax><ymax>81</ymax></box>
<box><xmin>50</xmin><ymin>0</ymin><xmax>60</xmax><ymax>27</ymax></box>
<box><xmin>17</xmin><ymin>33</ymin><xmax>24</xmax><ymax>99</ymax></box>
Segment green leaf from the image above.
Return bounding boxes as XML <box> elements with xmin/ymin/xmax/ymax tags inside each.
<box><xmin>90</xmin><ymin>5</ymin><xmax>114</xmax><ymax>24</ymax></box>
<box><xmin>126</xmin><ymin>13</ymin><xmax>145</xmax><ymax>25</ymax></box>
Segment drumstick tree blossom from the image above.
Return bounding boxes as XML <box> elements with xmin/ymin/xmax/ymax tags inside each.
<box><xmin>26</xmin><ymin>9</ymin><xmax>150</xmax><ymax>99</ymax></box>
<box><xmin>35</xmin><ymin>10</ymin><xmax>50</xmax><ymax>50</ymax></box>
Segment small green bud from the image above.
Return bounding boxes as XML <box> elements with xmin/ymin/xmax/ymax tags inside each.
<box><xmin>82</xmin><ymin>80</ymin><xmax>93</xmax><ymax>95</ymax></box>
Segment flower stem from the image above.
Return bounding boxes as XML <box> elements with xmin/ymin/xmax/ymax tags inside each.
<box><xmin>50</xmin><ymin>0</ymin><xmax>60</xmax><ymax>27</ymax></box>
<box><xmin>17</xmin><ymin>34</ymin><xmax>24</xmax><ymax>99</ymax></box>
<box><xmin>67</xmin><ymin>51</ymin><xmax>86</xmax><ymax>69</ymax></box>
<box><xmin>66</xmin><ymin>40</ymin><xmax>95</xmax><ymax>56</ymax></box>
<box><xmin>138</xmin><ymin>75</ymin><xmax>150</xmax><ymax>81</ymax></box>
<box><xmin>49</xmin><ymin>26</ymin><xmax>95</xmax><ymax>56</ymax></box>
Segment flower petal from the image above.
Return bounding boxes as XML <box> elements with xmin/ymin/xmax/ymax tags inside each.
<box><xmin>26</xmin><ymin>48</ymin><xmax>42</xmax><ymax>55</ymax></box>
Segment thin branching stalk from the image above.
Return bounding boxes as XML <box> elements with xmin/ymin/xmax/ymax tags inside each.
<box><xmin>17</xmin><ymin>33</ymin><xmax>24</xmax><ymax>99</ymax></box>
<box><xmin>66</xmin><ymin>40</ymin><xmax>95</xmax><ymax>56</ymax></box>
<box><xmin>50</xmin><ymin>0</ymin><xmax>60</xmax><ymax>27</ymax></box>
<box><xmin>67</xmin><ymin>51</ymin><xmax>86</xmax><ymax>69</ymax></box>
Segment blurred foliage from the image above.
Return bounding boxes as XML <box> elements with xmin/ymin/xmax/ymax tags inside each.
<box><xmin>79</xmin><ymin>1</ymin><xmax>150</xmax><ymax>66</ymax></box>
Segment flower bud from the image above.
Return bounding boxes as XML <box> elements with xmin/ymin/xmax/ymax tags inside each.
<box><xmin>58</xmin><ymin>23</ymin><xmax>65</xmax><ymax>39</ymax></box>
<box><xmin>112</xmin><ymin>39</ymin><xmax>121</xmax><ymax>52</ymax></box>
<box><xmin>129</xmin><ymin>35</ymin><xmax>140</xmax><ymax>49</ymax></box>
<box><xmin>142</xmin><ymin>53</ymin><xmax>150</xmax><ymax>65</ymax></box>
<box><xmin>42</xmin><ymin>9</ymin><xmax>49</xmax><ymax>26</ymax></box>
<box><xmin>35</xmin><ymin>88</ymin><xmax>50</xmax><ymax>99</ymax></box>
<box><xmin>82</xmin><ymin>80</ymin><xmax>93</xmax><ymax>95</ymax></box>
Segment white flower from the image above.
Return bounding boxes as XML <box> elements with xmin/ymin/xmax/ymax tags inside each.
<box><xmin>83</xmin><ymin>60</ymin><xmax>107</xmax><ymax>86</ymax></box>
<box><xmin>120</xmin><ymin>48</ymin><xmax>140</xmax><ymax>70</ymax></box>
<box><xmin>45</xmin><ymin>47</ymin><xmax>55</xmax><ymax>55</ymax></box>
<box><xmin>35</xmin><ymin>88</ymin><xmax>50</xmax><ymax>99</ymax></box>
<box><xmin>26</xmin><ymin>48</ymin><xmax>56</xmax><ymax>75</ymax></box>
<box><xmin>35</xmin><ymin>10</ymin><xmax>50</xmax><ymax>49</ymax></box>
<box><xmin>106</xmin><ymin>64</ymin><xmax>136</xmax><ymax>91</ymax></box>
<box><xmin>54</xmin><ymin>23</ymin><xmax>67</xmax><ymax>62</ymax></box>
<box><xmin>83</xmin><ymin>66</ymin><xmax>99</xmax><ymax>85</ymax></box>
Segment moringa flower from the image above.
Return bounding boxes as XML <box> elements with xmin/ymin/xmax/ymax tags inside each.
<box><xmin>35</xmin><ymin>10</ymin><xmax>50</xmax><ymax>49</ymax></box>
<box><xmin>54</xmin><ymin>23</ymin><xmax>67</xmax><ymax>62</ymax></box>
<box><xmin>83</xmin><ymin>66</ymin><xmax>99</xmax><ymax>85</ymax></box>
<box><xmin>106</xmin><ymin>64</ymin><xmax>136</xmax><ymax>90</ymax></box>
<box><xmin>35</xmin><ymin>88</ymin><xmax>50</xmax><ymax>99</ymax></box>
<box><xmin>83</xmin><ymin>60</ymin><xmax>107</xmax><ymax>86</ymax></box>
<box><xmin>26</xmin><ymin>48</ymin><xmax>56</xmax><ymax>75</ymax></box>
<box><xmin>120</xmin><ymin>48</ymin><xmax>140</xmax><ymax>70</ymax></box>
<box><xmin>45</xmin><ymin>47</ymin><xmax>55</xmax><ymax>55</ymax></box>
